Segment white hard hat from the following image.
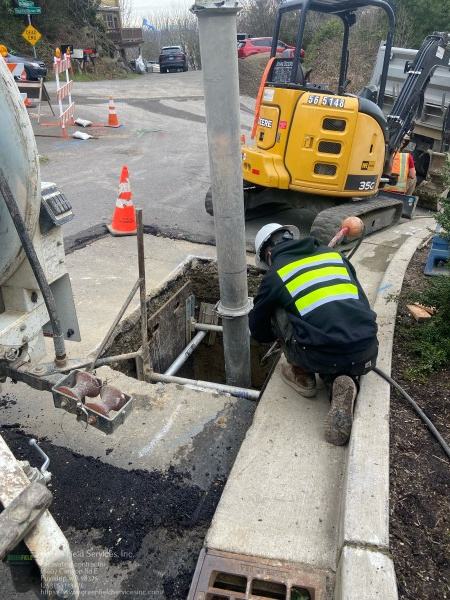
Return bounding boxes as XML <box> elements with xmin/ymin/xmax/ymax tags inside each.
<box><xmin>254</xmin><ymin>223</ymin><xmax>300</xmax><ymax>269</ymax></box>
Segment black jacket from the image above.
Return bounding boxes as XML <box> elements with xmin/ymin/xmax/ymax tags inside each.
<box><xmin>249</xmin><ymin>237</ymin><xmax>378</xmax><ymax>353</ymax></box>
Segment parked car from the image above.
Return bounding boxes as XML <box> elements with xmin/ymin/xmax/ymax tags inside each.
<box><xmin>4</xmin><ymin>51</ymin><xmax>47</xmax><ymax>80</ymax></box>
<box><xmin>159</xmin><ymin>46</ymin><xmax>188</xmax><ymax>73</ymax></box>
<box><xmin>237</xmin><ymin>37</ymin><xmax>294</xmax><ymax>59</ymax></box>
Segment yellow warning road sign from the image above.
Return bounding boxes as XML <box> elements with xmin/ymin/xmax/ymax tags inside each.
<box><xmin>22</xmin><ymin>25</ymin><xmax>41</xmax><ymax>46</ymax></box>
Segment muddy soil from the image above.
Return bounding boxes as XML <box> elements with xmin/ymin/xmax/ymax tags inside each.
<box><xmin>389</xmin><ymin>247</ymin><xmax>450</xmax><ymax>599</ymax></box>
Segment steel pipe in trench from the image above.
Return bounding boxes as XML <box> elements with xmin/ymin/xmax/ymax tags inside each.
<box><xmin>192</xmin><ymin>1</ymin><xmax>251</xmax><ymax>388</ymax></box>
<box><xmin>151</xmin><ymin>371</ymin><xmax>260</xmax><ymax>401</ymax></box>
<box><xmin>164</xmin><ymin>330</ymin><xmax>207</xmax><ymax>376</ymax></box>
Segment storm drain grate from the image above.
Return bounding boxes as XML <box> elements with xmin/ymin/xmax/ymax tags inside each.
<box><xmin>188</xmin><ymin>548</ymin><xmax>330</xmax><ymax>600</ymax></box>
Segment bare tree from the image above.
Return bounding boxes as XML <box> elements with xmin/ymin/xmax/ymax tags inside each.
<box><xmin>238</xmin><ymin>0</ymin><xmax>279</xmax><ymax>37</ymax></box>
<box><xmin>119</xmin><ymin>0</ymin><xmax>133</xmax><ymax>28</ymax></box>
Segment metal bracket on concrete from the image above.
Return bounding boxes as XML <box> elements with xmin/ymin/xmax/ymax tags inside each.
<box><xmin>215</xmin><ymin>298</ymin><xmax>252</xmax><ymax>319</ymax></box>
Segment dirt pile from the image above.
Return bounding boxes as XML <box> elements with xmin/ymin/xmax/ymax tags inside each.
<box><xmin>238</xmin><ymin>53</ymin><xmax>269</xmax><ymax>98</ymax></box>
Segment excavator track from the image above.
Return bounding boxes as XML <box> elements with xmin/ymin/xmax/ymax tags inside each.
<box><xmin>206</xmin><ymin>184</ymin><xmax>403</xmax><ymax>246</ymax></box>
<box><xmin>310</xmin><ymin>194</ymin><xmax>404</xmax><ymax>245</ymax></box>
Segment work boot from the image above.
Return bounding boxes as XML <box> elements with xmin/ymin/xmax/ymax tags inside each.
<box><xmin>280</xmin><ymin>364</ymin><xmax>317</xmax><ymax>398</ymax></box>
<box><xmin>324</xmin><ymin>375</ymin><xmax>357</xmax><ymax>445</ymax></box>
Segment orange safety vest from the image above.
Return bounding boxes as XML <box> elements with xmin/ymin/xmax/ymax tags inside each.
<box><xmin>384</xmin><ymin>152</ymin><xmax>410</xmax><ymax>193</ymax></box>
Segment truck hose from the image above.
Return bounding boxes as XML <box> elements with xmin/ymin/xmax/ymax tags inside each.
<box><xmin>373</xmin><ymin>366</ymin><xmax>450</xmax><ymax>460</ymax></box>
<box><xmin>0</xmin><ymin>167</ymin><xmax>67</xmax><ymax>362</ymax></box>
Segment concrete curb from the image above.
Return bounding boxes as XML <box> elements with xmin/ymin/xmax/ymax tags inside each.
<box><xmin>335</xmin><ymin>231</ymin><xmax>432</xmax><ymax>600</ymax></box>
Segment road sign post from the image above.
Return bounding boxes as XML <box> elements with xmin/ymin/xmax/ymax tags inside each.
<box><xmin>15</xmin><ymin>7</ymin><xmax>41</xmax><ymax>14</ymax></box>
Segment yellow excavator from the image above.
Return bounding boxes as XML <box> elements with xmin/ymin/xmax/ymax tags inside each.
<box><xmin>206</xmin><ymin>0</ymin><xmax>450</xmax><ymax>243</ymax></box>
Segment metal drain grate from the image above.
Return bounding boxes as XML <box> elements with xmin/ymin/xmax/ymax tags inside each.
<box><xmin>188</xmin><ymin>548</ymin><xmax>331</xmax><ymax>600</ymax></box>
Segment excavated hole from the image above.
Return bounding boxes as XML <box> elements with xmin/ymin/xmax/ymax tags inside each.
<box><xmin>103</xmin><ymin>258</ymin><xmax>278</xmax><ymax>390</ymax></box>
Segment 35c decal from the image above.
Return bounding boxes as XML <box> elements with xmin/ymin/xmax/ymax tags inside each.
<box><xmin>344</xmin><ymin>175</ymin><xmax>378</xmax><ymax>191</ymax></box>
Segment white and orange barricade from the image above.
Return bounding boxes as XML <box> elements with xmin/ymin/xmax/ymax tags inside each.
<box><xmin>4</xmin><ymin>62</ymin><xmax>34</xmax><ymax>108</ymax></box>
<box><xmin>6</xmin><ymin>62</ymin><xmax>26</xmax><ymax>81</ymax></box>
<box><xmin>54</xmin><ymin>51</ymin><xmax>75</xmax><ymax>136</ymax></box>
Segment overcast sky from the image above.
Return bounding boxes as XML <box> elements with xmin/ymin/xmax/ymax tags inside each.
<box><xmin>131</xmin><ymin>0</ymin><xmax>193</xmax><ymax>18</ymax></box>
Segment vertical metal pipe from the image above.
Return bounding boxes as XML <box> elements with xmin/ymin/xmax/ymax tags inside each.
<box><xmin>192</xmin><ymin>1</ymin><xmax>251</xmax><ymax>388</ymax></box>
<box><xmin>136</xmin><ymin>208</ymin><xmax>152</xmax><ymax>382</ymax></box>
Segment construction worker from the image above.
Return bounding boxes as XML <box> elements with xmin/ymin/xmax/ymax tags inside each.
<box><xmin>385</xmin><ymin>136</ymin><xmax>417</xmax><ymax>195</ymax></box>
<box><xmin>249</xmin><ymin>224</ymin><xmax>378</xmax><ymax>446</ymax></box>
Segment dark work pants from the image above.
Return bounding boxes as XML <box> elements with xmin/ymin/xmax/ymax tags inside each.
<box><xmin>272</xmin><ymin>308</ymin><xmax>378</xmax><ymax>386</ymax></box>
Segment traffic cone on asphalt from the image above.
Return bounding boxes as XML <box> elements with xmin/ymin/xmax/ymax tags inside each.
<box><xmin>107</xmin><ymin>166</ymin><xmax>137</xmax><ymax>236</ymax></box>
<box><xmin>107</xmin><ymin>96</ymin><xmax>121</xmax><ymax>127</ymax></box>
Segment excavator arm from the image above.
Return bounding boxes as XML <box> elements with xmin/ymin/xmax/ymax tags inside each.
<box><xmin>387</xmin><ymin>32</ymin><xmax>450</xmax><ymax>155</ymax></box>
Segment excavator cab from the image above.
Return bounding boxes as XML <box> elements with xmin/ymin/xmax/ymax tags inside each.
<box><xmin>246</xmin><ymin>0</ymin><xmax>397</xmax><ymax>199</ymax></box>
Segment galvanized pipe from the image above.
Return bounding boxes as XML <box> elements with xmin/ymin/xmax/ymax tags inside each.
<box><xmin>151</xmin><ymin>371</ymin><xmax>260</xmax><ymax>401</ymax></box>
<box><xmin>136</xmin><ymin>208</ymin><xmax>153</xmax><ymax>381</ymax></box>
<box><xmin>164</xmin><ymin>330</ymin><xmax>207</xmax><ymax>376</ymax></box>
<box><xmin>194</xmin><ymin>323</ymin><xmax>223</xmax><ymax>333</ymax></box>
<box><xmin>72</xmin><ymin>351</ymin><xmax>141</xmax><ymax>371</ymax></box>
<box><xmin>192</xmin><ymin>0</ymin><xmax>251</xmax><ymax>388</ymax></box>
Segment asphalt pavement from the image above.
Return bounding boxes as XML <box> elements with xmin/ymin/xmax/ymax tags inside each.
<box><xmin>32</xmin><ymin>71</ymin><xmax>315</xmax><ymax>253</ymax></box>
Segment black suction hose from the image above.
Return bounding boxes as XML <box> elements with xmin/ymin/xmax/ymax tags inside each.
<box><xmin>0</xmin><ymin>167</ymin><xmax>66</xmax><ymax>362</ymax></box>
<box><xmin>373</xmin><ymin>366</ymin><xmax>450</xmax><ymax>460</ymax></box>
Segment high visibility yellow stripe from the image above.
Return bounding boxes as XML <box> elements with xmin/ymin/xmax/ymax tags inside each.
<box><xmin>286</xmin><ymin>266</ymin><xmax>350</xmax><ymax>295</ymax></box>
<box><xmin>277</xmin><ymin>252</ymin><xmax>343</xmax><ymax>281</ymax></box>
<box><xmin>295</xmin><ymin>283</ymin><xmax>359</xmax><ymax>316</ymax></box>
<box><xmin>397</xmin><ymin>153</ymin><xmax>408</xmax><ymax>191</ymax></box>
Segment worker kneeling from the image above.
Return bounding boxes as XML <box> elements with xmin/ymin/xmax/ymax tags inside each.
<box><xmin>249</xmin><ymin>224</ymin><xmax>378</xmax><ymax>446</ymax></box>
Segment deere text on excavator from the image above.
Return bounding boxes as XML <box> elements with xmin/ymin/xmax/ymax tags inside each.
<box><xmin>206</xmin><ymin>0</ymin><xmax>450</xmax><ymax>244</ymax></box>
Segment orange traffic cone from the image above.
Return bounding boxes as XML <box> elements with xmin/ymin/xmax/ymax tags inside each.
<box><xmin>107</xmin><ymin>166</ymin><xmax>137</xmax><ymax>236</ymax></box>
<box><xmin>108</xmin><ymin>96</ymin><xmax>121</xmax><ymax>127</ymax></box>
